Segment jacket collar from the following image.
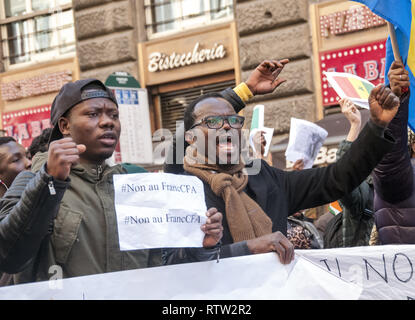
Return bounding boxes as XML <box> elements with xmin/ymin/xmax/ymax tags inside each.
<box><xmin>71</xmin><ymin>161</ymin><xmax>124</xmax><ymax>183</ymax></box>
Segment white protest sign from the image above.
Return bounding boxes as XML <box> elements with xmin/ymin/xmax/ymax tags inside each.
<box><xmin>249</xmin><ymin>105</ymin><xmax>274</xmax><ymax>157</ymax></box>
<box><xmin>298</xmin><ymin>245</ymin><xmax>415</xmax><ymax>300</ymax></box>
<box><xmin>0</xmin><ymin>253</ymin><xmax>361</xmax><ymax>300</ymax></box>
<box><xmin>285</xmin><ymin>118</ymin><xmax>328</xmax><ymax>169</ymax></box>
<box><xmin>113</xmin><ymin>173</ymin><xmax>207</xmax><ymax>250</ymax></box>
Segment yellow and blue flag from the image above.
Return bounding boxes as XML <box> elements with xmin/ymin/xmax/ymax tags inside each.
<box><xmin>352</xmin><ymin>0</ymin><xmax>415</xmax><ymax>130</ymax></box>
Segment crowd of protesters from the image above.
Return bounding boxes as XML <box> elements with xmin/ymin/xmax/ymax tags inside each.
<box><xmin>0</xmin><ymin>55</ymin><xmax>411</xmax><ymax>287</ymax></box>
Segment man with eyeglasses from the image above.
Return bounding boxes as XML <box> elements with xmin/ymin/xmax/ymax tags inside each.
<box><xmin>164</xmin><ymin>59</ymin><xmax>401</xmax><ymax>266</ymax></box>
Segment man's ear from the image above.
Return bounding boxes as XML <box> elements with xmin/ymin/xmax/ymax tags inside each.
<box><xmin>185</xmin><ymin>131</ymin><xmax>194</xmax><ymax>144</ymax></box>
<box><xmin>411</xmin><ymin>143</ymin><xmax>415</xmax><ymax>156</ymax></box>
<box><xmin>58</xmin><ymin>117</ymin><xmax>70</xmax><ymax>137</ymax></box>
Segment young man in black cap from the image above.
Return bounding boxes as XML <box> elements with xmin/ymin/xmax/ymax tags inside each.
<box><xmin>0</xmin><ymin>79</ymin><xmax>223</xmax><ymax>284</ymax></box>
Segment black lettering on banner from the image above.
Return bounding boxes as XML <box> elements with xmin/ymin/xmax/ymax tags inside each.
<box><xmin>320</xmin><ymin>259</ymin><xmax>331</xmax><ymax>272</ymax></box>
<box><xmin>392</xmin><ymin>253</ymin><xmax>414</xmax><ymax>283</ymax></box>
<box><xmin>364</xmin><ymin>254</ymin><xmax>388</xmax><ymax>283</ymax></box>
<box><xmin>318</xmin><ymin>258</ymin><xmax>341</xmax><ymax>277</ymax></box>
<box><xmin>335</xmin><ymin>258</ymin><xmax>342</xmax><ymax>278</ymax></box>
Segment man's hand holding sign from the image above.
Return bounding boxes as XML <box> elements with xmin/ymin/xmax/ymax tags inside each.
<box><xmin>201</xmin><ymin>207</ymin><xmax>223</xmax><ymax>248</ymax></box>
<box><xmin>113</xmin><ymin>173</ymin><xmax>223</xmax><ymax>250</ymax></box>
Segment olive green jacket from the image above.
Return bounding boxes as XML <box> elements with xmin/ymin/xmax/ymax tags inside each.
<box><xmin>0</xmin><ymin>152</ymin><xmax>161</xmax><ymax>284</ymax></box>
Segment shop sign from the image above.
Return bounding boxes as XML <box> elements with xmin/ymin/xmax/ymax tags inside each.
<box><xmin>2</xmin><ymin>105</ymin><xmax>52</xmax><ymax>148</ymax></box>
<box><xmin>148</xmin><ymin>42</ymin><xmax>226</xmax><ymax>72</ymax></box>
<box><xmin>138</xmin><ymin>22</ymin><xmax>236</xmax><ymax>86</ymax></box>
<box><xmin>0</xmin><ymin>71</ymin><xmax>72</xmax><ymax>101</ymax></box>
<box><xmin>320</xmin><ymin>40</ymin><xmax>386</xmax><ymax>106</ymax></box>
<box><xmin>319</xmin><ymin>5</ymin><xmax>386</xmax><ymax>39</ymax></box>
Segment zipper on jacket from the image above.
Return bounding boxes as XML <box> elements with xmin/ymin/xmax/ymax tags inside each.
<box><xmin>48</xmin><ymin>180</ymin><xmax>56</xmax><ymax>195</ymax></box>
<box><xmin>97</xmin><ymin>165</ymin><xmax>103</xmax><ymax>180</ymax></box>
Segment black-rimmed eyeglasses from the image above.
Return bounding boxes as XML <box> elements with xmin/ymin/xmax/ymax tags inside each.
<box><xmin>190</xmin><ymin>115</ymin><xmax>245</xmax><ymax>130</ymax></box>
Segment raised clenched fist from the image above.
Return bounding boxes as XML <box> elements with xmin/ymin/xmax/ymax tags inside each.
<box><xmin>46</xmin><ymin>137</ymin><xmax>86</xmax><ymax>181</ymax></box>
<box><xmin>369</xmin><ymin>85</ymin><xmax>400</xmax><ymax>128</ymax></box>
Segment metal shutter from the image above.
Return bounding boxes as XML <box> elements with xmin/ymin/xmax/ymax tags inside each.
<box><xmin>160</xmin><ymin>79</ymin><xmax>235</xmax><ymax>134</ymax></box>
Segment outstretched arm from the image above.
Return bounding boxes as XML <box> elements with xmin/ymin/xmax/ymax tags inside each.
<box><xmin>335</xmin><ymin>99</ymin><xmax>373</xmax><ymax>220</ymax></box>
<box><xmin>372</xmin><ymin>61</ymin><xmax>413</xmax><ymax>204</ymax></box>
<box><xmin>281</xmin><ymin>85</ymin><xmax>399</xmax><ymax>214</ymax></box>
<box><xmin>339</xmin><ymin>98</ymin><xmax>361</xmax><ymax>143</ymax></box>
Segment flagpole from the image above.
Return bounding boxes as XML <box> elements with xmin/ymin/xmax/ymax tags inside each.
<box><xmin>387</xmin><ymin>22</ymin><xmax>402</xmax><ymax>63</ymax></box>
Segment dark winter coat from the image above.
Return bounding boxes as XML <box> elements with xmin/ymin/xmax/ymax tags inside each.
<box><xmin>324</xmin><ymin>140</ymin><xmax>374</xmax><ymax>248</ymax></box>
<box><xmin>187</xmin><ymin>122</ymin><xmax>394</xmax><ymax>252</ymax></box>
<box><xmin>373</xmin><ymin>91</ymin><xmax>415</xmax><ymax>244</ymax></box>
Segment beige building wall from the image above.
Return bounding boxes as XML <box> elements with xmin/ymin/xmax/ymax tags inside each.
<box><xmin>72</xmin><ymin>0</ymin><xmax>141</xmax><ymax>82</ymax></box>
<box><xmin>0</xmin><ymin>30</ymin><xmax>4</xmax><ymax>73</ymax></box>
<box><xmin>235</xmin><ymin>0</ymin><xmax>316</xmax><ymax>142</ymax></box>
<box><xmin>72</xmin><ymin>0</ymin><xmax>319</xmax><ymax>141</ymax></box>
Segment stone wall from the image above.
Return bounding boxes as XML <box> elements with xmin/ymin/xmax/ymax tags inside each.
<box><xmin>72</xmin><ymin>0</ymin><xmax>140</xmax><ymax>82</ymax></box>
<box><xmin>235</xmin><ymin>0</ymin><xmax>316</xmax><ymax>137</ymax></box>
<box><xmin>0</xmin><ymin>31</ymin><xmax>4</xmax><ymax>73</ymax></box>
<box><xmin>71</xmin><ymin>0</ymin><xmax>318</xmax><ymax>136</ymax></box>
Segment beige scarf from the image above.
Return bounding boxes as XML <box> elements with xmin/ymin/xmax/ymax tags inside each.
<box><xmin>183</xmin><ymin>145</ymin><xmax>272</xmax><ymax>242</ymax></box>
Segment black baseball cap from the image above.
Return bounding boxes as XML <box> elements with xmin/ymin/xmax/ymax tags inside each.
<box><xmin>49</xmin><ymin>79</ymin><xmax>118</xmax><ymax>143</ymax></box>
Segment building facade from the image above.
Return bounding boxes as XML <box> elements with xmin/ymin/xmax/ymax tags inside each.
<box><xmin>0</xmin><ymin>0</ymin><xmax>389</xmax><ymax>167</ymax></box>
<box><xmin>0</xmin><ymin>0</ymin><xmax>79</xmax><ymax>147</ymax></box>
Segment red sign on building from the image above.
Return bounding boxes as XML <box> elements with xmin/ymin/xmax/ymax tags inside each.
<box><xmin>2</xmin><ymin>105</ymin><xmax>52</xmax><ymax>148</ymax></box>
<box><xmin>320</xmin><ymin>39</ymin><xmax>387</xmax><ymax>107</ymax></box>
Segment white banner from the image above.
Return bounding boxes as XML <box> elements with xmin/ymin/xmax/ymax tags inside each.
<box><xmin>298</xmin><ymin>245</ymin><xmax>415</xmax><ymax>300</ymax></box>
<box><xmin>113</xmin><ymin>173</ymin><xmax>207</xmax><ymax>250</ymax></box>
<box><xmin>1</xmin><ymin>245</ymin><xmax>412</xmax><ymax>300</ymax></box>
<box><xmin>0</xmin><ymin>253</ymin><xmax>361</xmax><ymax>300</ymax></box>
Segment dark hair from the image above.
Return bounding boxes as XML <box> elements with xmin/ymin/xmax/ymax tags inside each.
<box><xmin>28</xmin><ymin>128</ymin><xmax>53</xmax><ymax>158</ymax></box>
<box><xmin>0</xmin><ymin>136</ymin><xmax>16</xmax><ymax>146</ymax></box>
<box><xmin>183</xmin><ymin>92</ymin><xmax>225</xmax><ymax>131</ymax></box>
<box><xmin>165</xmin><ymin>92</ymin><xmax>227</xmax><ymax>174</ymax></box>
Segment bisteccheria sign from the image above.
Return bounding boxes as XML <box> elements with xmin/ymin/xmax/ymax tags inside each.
<box><xmin>148</xmin><ymin>42</ymin><xmax>226</xmax><ymax>72</ymax></box>
<box><xmin>138</xmin><ymin>22</ymin><xmax>237</xmax><ymax>86</ymax></box>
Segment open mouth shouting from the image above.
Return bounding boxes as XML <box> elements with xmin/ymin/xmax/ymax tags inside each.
<box><xmin>97</xmin><ymin>131</ymin><xmax>118</xmax><ymax>147</ymax></box>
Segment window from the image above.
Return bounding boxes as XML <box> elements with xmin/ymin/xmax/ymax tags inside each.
<box><xmin>145</xmin><ymin>0</ymin><xmax>233</xmax><ymax>38</ymax></box>
<box><xmin>1</xmin><ymin>0</ymin><xmax>75</xmax><ymax>68</ymax></box>
<box><xmin>160</xmin><ymin>79</ymin><xmax>235</xmax><ymax>134</ymax></box>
